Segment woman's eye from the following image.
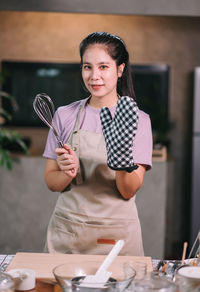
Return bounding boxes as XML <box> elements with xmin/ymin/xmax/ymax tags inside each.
<box><xmin>83</xmin><ymin>65</ymin><xmax>91</xmax><ymax>70</ymax></box>
<box><xmin>100</xmin><ymin>65</ymin><xmax>108</xmax><ymax>70</ymax></box>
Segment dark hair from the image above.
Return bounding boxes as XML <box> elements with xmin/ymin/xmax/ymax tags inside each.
<box><xmin>79</xmin><ymin>32</ymin><xmax>136</xmax><ymax>100</ymax></box>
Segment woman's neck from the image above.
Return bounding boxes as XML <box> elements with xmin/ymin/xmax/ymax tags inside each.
<box><xmin>88</xmin><ymin>94</ymin><xmax>119</xmax><ymax>108</ymax></box>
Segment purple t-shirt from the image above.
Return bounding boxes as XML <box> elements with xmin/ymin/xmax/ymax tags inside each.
<box><xmin>43</xmin><ymin>98</ymin><xmax>153</xmax><ymax>169</ymax></box>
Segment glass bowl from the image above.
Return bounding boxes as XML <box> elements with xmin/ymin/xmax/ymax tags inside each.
<box><xmin>53</xmin><ymin>261</ymin><xmax>136</xmax><ymax>292</ymax></box>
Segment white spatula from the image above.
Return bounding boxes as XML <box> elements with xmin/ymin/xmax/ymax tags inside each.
<box><xmin>80</xmin><ymin>239</ymin><xmax>125</xmax><ymax>288</ymax></box>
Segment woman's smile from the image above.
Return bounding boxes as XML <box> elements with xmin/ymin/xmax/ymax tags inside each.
<box><xmin>90</xmin><ymin>84</ymin><xmax>104</xmax><ymax>90</ymax></box>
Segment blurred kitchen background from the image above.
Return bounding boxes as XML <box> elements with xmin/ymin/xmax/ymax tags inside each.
<box><xmin>0</xmin><ymin>0</ymin><xmax>200</xmax><ymax>259</ymax></box>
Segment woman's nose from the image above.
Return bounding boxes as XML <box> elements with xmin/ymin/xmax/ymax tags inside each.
<box><xmin>91</xmin><ymin>68</ymin><xmax>100</xmax><ymax>80</ymax></box>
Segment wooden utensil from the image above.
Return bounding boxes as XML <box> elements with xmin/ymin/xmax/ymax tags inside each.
<box><xmin>181</xmin><ymin>241</ymin><xmax>188</xmax><ymax>264</ymax></box>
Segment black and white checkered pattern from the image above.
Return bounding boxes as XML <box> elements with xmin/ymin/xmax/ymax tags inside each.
<box><xmin>100</xmin><ymin>96</ymin><xmax>139</xmax><ymax>172</ymax></box>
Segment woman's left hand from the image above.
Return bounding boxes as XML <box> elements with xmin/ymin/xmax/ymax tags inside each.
<box><xmin>56</xmin><ymin>144</ymin><xmax>79</xmax><ymax>178</ymax></box>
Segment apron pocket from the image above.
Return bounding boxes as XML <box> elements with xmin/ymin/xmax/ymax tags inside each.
<box><xmin>47</xmin><ymin>212</ymin><xmax>79</xmax><ymax>254</ymax></box>
<box><xmin>54</xmin><ymin>213</ymin><xmax>77</xmax><ymax>237</ymax></box>
<box><xmin>47</xmin><ymin>210</ymin><xmax>142</xmax><ymax>255</ymax></box>
<box><xmin>60</xmin><ymin>214</ymin><xmax>127</xmax><ymax>254</ymax></box>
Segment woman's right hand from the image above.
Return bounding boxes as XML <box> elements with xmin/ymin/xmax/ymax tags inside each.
<box><xmin>56</xmin><ymin>144</ymin><xmax>79</xmax><ymax>178</ymax></box>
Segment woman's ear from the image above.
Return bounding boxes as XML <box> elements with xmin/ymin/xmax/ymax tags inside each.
<box><xmin>117</xmin><ymin>63</ymin><xmax>125</xmax><ymax>78</ymax></box>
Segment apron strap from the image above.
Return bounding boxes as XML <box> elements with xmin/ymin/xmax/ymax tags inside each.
<box><xmin>68</xmin><ymin>97</ymin><xmax>90</xmax><ymax>185</ymax></box>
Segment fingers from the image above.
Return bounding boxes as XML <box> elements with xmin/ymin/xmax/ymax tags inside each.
<box><xmin>55</xmin><ymin>147</ymin><xmax>68</xmax><ymax>155</ymax></box>
<box><xmin>58</xmin><ymin>156</ymin><xmax>76</xmax><ymax>168</ymax></box>
<box><xmin>55</xmin><ymin>144</ymin><xmax>79</xmax><ymax>176</ymax></box>
<box><xmin>55</xmin><ymin>143</ymin><xmax>73</xmax><ymax>153</ymax></box>
<box><xmin>57</xmin><ymin>152</ymin><xmax>75</xmax><ymax>169</ymax></box>
<box><xmin>63</xmin><ymin>144</ymin><xmax>73</xmax><ymax>153</ymax></box>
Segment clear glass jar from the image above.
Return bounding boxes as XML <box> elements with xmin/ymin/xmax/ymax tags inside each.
<box><xmin>132</xmin><ymin>277</ymin><xmax>178</xmax><ymax>292</ymax></box>
<box><xmin>124</xmin><ymin>261</ymin><xmax>147</xmax><ymax>280</ymax></box>
<box><xmin>0</xmin><ymin>272</ymin><xmax>14</xmax><ymax>292</ymax></box>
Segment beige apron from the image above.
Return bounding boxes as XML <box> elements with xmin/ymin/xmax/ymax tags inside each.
<box><xmin>45</xmin><ymin>99</ymin><xmax>144</xmax><ymax>256</ymax></box>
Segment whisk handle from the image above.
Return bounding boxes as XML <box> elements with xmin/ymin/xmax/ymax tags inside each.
<box><xmin>58</xmin><ymin>141</ymin><xmax>64</xmax><ymax>148</ymax></box>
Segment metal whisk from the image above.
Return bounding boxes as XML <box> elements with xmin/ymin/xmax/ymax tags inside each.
<box><xmin>33</xmin><ymin>93</ymin><xmax>64</xmax><ymax>147</ymax></box>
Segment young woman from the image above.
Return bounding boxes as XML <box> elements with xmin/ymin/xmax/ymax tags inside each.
<box><xmin>43</xmin><ymin>32</ymin><xmax>152</xmax><ymax>255</ymax></box>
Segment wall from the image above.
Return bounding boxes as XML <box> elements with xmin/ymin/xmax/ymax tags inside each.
<box><xmin>1</xmin><ymin>0</ymin><xmax>200</xmax><ymax>16</ymax></box>
<box><xmin>1</xmin><ymin>11</ymin><xmax>200</xmax><ymax>257</ymax></box>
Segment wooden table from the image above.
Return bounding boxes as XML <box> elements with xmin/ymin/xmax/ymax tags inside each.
<box><xmin>33</xmin><ymin>281</ymin><xmax>55</xmax><ymax>292</ymax></box>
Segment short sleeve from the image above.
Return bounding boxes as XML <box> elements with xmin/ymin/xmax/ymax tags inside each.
<box><xmin>133</xmin><ymin>110</ymin><xmax>153</xmax><ymax>170</ymax></box>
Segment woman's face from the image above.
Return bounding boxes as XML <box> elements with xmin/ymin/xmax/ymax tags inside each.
<box><xmin>81</xmin><ymin>44</ymin><xmax>124</xmax><ymax>104</ymax></box>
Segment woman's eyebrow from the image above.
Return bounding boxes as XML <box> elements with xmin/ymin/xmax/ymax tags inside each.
<box><xmin>98</xmin><ymin>62</ymin><xmax>110</xmax><ymax>64</ymax></box>
<box><xmin>82</xmin><ymin>61</ymin><xmax>110</xmax><ymax>65</ymax></box>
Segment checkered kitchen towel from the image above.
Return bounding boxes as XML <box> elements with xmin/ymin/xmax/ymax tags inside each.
<box><xmin>100</xmin><ymin>96</ymin><xmax>139</xmax><ymax>173</ymax></box>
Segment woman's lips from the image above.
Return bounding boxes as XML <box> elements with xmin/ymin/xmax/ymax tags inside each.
<box><xmin>90</xmin><ymin>84</ymin><xmax>103</xmax><ymax>90</ymax></box>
